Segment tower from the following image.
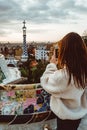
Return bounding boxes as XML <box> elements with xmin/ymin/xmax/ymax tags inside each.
<box><xmin>21</xmin><ymin>20</ymin><xmax>28</xmax><ymax>62</ymax></box>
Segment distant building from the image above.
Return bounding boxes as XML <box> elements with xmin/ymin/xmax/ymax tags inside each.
<box><xmin>15</xmin><ymin>46</ymin><xmax>22</xmax><ymax>60</ymax></box>
<box><xmin>6</xmin><ymin>55</ymin><xmax>17</xmax><ymax>67</ymax></box>
<box><xmin>35</xmin><ymin>45</ymin><xmax>49</xmax><ymax>61</ymax></box>
<box><xmin>21</xmin><ymin>20</ymin><xmax>28</xmax><ymax>62</ymax></box>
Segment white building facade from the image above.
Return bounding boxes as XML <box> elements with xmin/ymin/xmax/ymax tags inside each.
<box><xmin>35</xmin><ymin>45</ymin><xmax>49</xmax><ymax>61</ymax></box>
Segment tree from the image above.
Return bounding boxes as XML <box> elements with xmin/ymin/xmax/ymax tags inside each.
<box><xmin>82</xmin><ymin>30</ymin><xmax>87</xmax><ymax>46</ymax></box>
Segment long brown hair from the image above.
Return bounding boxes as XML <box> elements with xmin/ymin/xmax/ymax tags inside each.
<box><xmin>58</xmin><ymin>32</ymin><xmax>87</xmax><ymax>88</ymax></box>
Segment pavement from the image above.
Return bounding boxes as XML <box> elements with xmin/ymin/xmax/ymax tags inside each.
<box><xmin>78</xmin><ymin>114</ymin><xmax>87</xmax><ymax>130</ymax></box>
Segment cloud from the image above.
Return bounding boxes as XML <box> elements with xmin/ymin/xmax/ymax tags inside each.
<box><xmin>0</xmin><ymin>1</ymin><xmax>21</xmax><ymax>27</ymax></box>
<box><xmin>0</xmin><ymin>0</ymin><xmax>87</xmax><ymax>24</ymax></box>
<box><xmin>0</xmin><ymin>0</ymin><xmax>87</xmax><ymax>41</ymax></box>
<box><xmin>28</xmin><ymin>28</ymin><xmax>51</xmax><ymax>33</ymax></box>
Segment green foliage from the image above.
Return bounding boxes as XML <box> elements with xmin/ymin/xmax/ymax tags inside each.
<box><xmin>0</xmin><ymin>67</ymin><xmax>6</xmax><ymax>83</ymax></box>
<box><xmin>29</xmin><ymin>60</ymin><xmax>49</xmax><ymax>83</ymax></box>
<box><xmin>20</xmin><ymin>67</ymin><xmax>28</xmax><ymax>77</ymax></box>
<box><xmin>19</xmin><ymin>60</ymin><xmax>49</xmax><ymax>84</ymax></box>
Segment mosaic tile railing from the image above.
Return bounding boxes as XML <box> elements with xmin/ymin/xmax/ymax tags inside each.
<box><xmin>0</xmin><ymin>83</ymin><xmax>57</xmax><ymax>130</ymax></box>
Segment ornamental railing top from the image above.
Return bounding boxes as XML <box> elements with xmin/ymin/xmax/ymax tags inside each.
<box><xmin>0</xmin><ymin>83</ymin><xmax>56</xmax><ymax>124</ymax></box>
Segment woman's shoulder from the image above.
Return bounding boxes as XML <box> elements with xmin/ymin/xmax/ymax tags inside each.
<box><xmin>53</xmin><ymin>68</ymin><xmax>68</xmax><ymax>83</ymax></box>
<box><xmin>55</xmin><ymin>67</ymin><xmax>67</xmax><ymax>76</ymax></box>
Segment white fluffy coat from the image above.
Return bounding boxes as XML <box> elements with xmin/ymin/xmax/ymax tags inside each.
<box><xmin>40</xmin><ymin>63</ymin><xmax>87</xmax><ymax>120</ymax></box>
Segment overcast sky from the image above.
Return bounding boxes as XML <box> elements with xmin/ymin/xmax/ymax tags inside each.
<box><xmin>0</xmin><ymin>0</ymin><xmax>87</xmax><ymax>42</ymax></box>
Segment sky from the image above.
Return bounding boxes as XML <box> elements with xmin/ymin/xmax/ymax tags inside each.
<box><xmin>0</xmin><ymin>0</ymin><xmax>87</xmax><ymax>43</ymax></box>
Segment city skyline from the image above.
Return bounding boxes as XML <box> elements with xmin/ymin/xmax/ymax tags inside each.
<box><xmin>0</xmin><ymin>0</ymin><xmax>87</xmax><ymax>43</ymax></box>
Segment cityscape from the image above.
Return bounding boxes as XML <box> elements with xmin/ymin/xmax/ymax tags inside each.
<box><xmin>0</xmin><ymin>20</ymin><xmax>87</xmax><ymax>85</ymax></box>
<box><xmin>0</xmin><ymin>20</ymin><xmax>53</xmax><ymax>85</ymax></box>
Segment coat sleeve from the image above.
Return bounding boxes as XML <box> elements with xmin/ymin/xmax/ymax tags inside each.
<box><xmin>40</xmin><ymin>63</ymin><xmax>67</xmax><ymax>95</ymax></box>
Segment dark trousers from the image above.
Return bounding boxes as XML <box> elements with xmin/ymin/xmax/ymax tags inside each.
<box><xmin>56</xmin><ymin>117</ymin><xmax>81</xmax><ymax>130</ymax></box>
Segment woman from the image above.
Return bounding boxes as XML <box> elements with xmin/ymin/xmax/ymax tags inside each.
<box><xmin>40</xmin><ymin>32</ymin><xmax>87</xmax><ymax>130</ymax></box>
